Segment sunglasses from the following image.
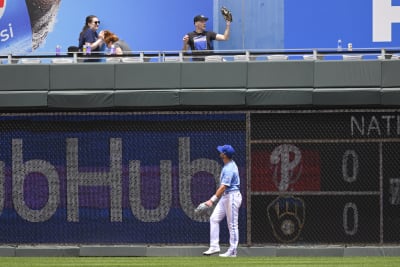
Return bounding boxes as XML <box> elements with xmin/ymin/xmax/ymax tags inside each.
<box><xmin>93</xmin><ymin>21</ymin><xmax>100</xmax><ymax>25</ymax></box>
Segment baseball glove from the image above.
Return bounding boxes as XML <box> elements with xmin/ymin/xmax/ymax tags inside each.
<box><xmin>221</xmin><ymin>6</ymin><xmax>233</xmax><ymax>22</ymax></box>
<box><xmin>194</xmin><ymin>202</ymin><xmax>212</xmax><ymax>215</ymax></box>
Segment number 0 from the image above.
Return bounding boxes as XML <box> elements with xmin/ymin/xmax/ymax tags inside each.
<box><xmin>342</xmin><ymin>150</ymin><xmax>359</xmax><ymax>183</ymax></box>
<box><xmin>343</xmin><ymin>202</ymin><xmax>358</xmax><ymax>235</ymax></box>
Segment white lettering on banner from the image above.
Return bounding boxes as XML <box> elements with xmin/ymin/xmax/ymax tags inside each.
<box><xmin>270</xmin><ymin>144</ymin><xmax>302</xmax><ymax>192</ymax></box>
<box><xmin>129</xmin><ymin>160</ymin><xmax>172</xmax><ymax>222</ymax></box>
<box><xmin>179</xmin><ymin>137</ymin><xmax>221</xmax><ymax>222</ymax></box>
<box><xmin>12</xmin><ymin>139</ymin><xmax>60</xmax><ymax>222</ymax></box>
<box><xmin>351</xmin><ymin>115</ymin><xmax>400</xmax><ymax>136</ymax></box>
<box><xmin>0</xmin><ymin>23</ymin><xmax>13</xmax><ymax>42</ymax></box>
<box><xmin>66</xmin><ymin>138</ymin><xmax>122</xmax><ymax>222</ymax></box>
<box><xmin>4</xmin><ymin>137</ymin><xmax>219</xmax><ymax>223</ymax></box>
<box><xmin>389</xmin><ymin>178</ymin><xmax>400</xmax><ymax>205</ymax></box>
<box><xmin>373</xmin><ymin>0</ymin><xmax>400</xmax><ymax>42</ymax></box>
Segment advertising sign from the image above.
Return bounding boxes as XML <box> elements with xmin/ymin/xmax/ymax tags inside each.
<box><xmin>0</xmin><ymin>112</ymin><xmax>246</xmax><ymax>244</ymax></box>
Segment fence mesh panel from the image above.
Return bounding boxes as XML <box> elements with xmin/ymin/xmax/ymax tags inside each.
<box><xmin>250</xmin><ymin>110</ymin><xmax>400</xmax><ymax>245</ymax></box>
<box><xmin>0</xmin><ymin>110</ymin><xmax>399</xmax><ymax>245</ymax></box>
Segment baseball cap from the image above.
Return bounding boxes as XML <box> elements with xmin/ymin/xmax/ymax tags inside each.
<box><xmin>194</xmin><ymin>14</ymin><xmax>208</xmax><ymax>23</ymax></box>
<box><xmin>217</xmin><ymin>145</ymin><xmax>235</xmax><ymax>158</ymax></box>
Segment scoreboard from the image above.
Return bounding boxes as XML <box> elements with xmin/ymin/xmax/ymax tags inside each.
<box><xmin>250</xmin><ymin>110</ymin><xmax>400</xmax><ymax>244</ymax></box>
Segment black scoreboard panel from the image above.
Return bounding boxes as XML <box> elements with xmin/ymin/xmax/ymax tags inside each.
<box><xmin>251</xmin><ymin>112</ymin><xmax>387</xmax><ymax>140</ymax></box>
<box><xmin>251</xmin><ymin>143</ymin><xmax>380</xmax><ymax>192</ymax></box>
<box><xmin>251</xmin><ymin>195</ymin><xmax>380</xmax><ymax>243</ymax></box>
<box><xmin>250</xmin><ymin>111</ymin><xmax>400</xmax><ymax>244</ymax></box>
<box><xmin>383</xmin><ymin>142</ymin><xmax>400</xmax><ymax>243</ymax></box>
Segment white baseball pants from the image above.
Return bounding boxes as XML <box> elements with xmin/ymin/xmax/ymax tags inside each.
<box><xmin>209</xmin><ymin>190</ymin><xmax>242</xmax><ymax>253</ymax></box>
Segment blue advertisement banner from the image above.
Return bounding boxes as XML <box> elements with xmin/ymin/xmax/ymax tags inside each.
<box><xmin>0</xmin><ymin>113</ymin><xmax>246</xmax><ymax>244</ymax></box>
<box><xmin>284</xmin><ymin>0</ymin><xmax>400</xmax><ymax>49</ymax></box>
<box><xmin>2</xmin><ymin>1</ymin><xmax>399</xmax><ymax>54</ymax></box>
<box><xmin>35</xmin><ymin>0</ymin><xmax>213</xmax><ymax>54</ymax></box>
<box><xmin>0</xmin><ymin>0</ymin><xmax>32</xmax><ymax>54</ymax></box>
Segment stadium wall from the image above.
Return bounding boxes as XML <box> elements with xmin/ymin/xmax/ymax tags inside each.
<box><xmin>1</xmin><ymin>60</ymin><xmax>400</xmax><ymax>256</ymax></box>
<box><xmin>1</xmin><ymin>60</ymin><xmax>400</xmax><ymax>109</ymax></box>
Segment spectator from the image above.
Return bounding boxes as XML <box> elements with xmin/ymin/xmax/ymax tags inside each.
<box><xmin>103</xmin><ymin>30</ymin><xmax>132</xmax><ymax>55</ymax></box>
<box><xmin>182</xmin><ymin>14</ymin><xmax>230</xmax><ymax>61</ymax></box>
<box><xmin>78</xmin><ymin>15</ymin><xmax>104</xmax><ymax>52</ymax></box>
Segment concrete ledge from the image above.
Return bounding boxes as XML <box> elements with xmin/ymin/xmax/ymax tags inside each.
<box><xmin>80</xmin><ymin>245</ymin><xmax>147</xmax><ymax>257</ymax></box>
<box><xmin>343</xmin><ymin>246</ymin><xmax>385</xmax><ymax>257</ymax></box>
<box><xmin>0</xmin><ymin>61</ymin><xmax>397</xmax><ymax>108</ymax></box>
<box><xmin>314</xmin><ymin>61</ymin><xmax>381</xmax><ymax>88</ymax></box>
<box><xmin>238</xmin><ymin>246</ymin><xmax>277</xmax><ymax>256</ymax></box>
<box><xmin>0</xmin><ymin>64</ymin><xmax>50</xmax><ymax>91</ymax></box>
<box><xmin>181</xmin><ymin>62</ymin><xmax>247</xmax><ymax>89</ymax></box>
<box><xmin>3</xmin><ymin>245</ymin><xmax>400</xmax><ymax>257</ymax></box>
<box><xmin>276</xmin><ymin>246</ymin><xmax>344</xmax><ymax>257</ymax></box>
<box><xmin>0</xmin><ymin>246</ymin><xmax>16</xmax><ymax>256</ymax></box>
<box><xmin>48</xmin><ymin>90</ymin><xmax>114</xmax><ymax>108</ymax></box>
<box><xmin>115</xmin><ymin>63</ymin><xmax>181</xmax><ymax>89</ymax></box>
<box><xmin>246</xmin><ymin>89</ymin><xmax>313</xmax><ymax>106</ymax></box>
<box><xmin>146</xmin><ymin>246</ymin><xmax>210</xmax><ymax>257</ymax></box>
<box><xmin>50</xmin><ymin>63</ymin><xmax>114</xmax><ymax>90</ymax></box>
<box><xmin>114</xmin><ymin>90</ymin><xmax>180</xmax><ymax>107</ymax></box>
<box><xmin>383</xmin><ymin>246</ymin><xmax>400</xmax><ymax>256</ymax></box>
<box><xmin>381</xmin><ymin>88</ymin><xmax>400</xmax><ymax>105</ymax></box>
<box><xmin>313</xmin><ymin>88</ymin><xmax>381</xmax><ymax>105</ymax></box>
<box><xmin>15</xmin><ymin>246</ymin><xmax>79</xmax><ymax>257</ymax></box>
<box><xmin>382</xmin><ymin>60</ymin><xmax>400</xmax><ymax>87</ymax></box>
<box><xmin>0</xmin><ymin>91</ymin><xmax>48</xmax><ymax>107</ymax></box>
<box><xmin>180</xmin><ymin>89</ymin><xmax>246</xmax><ymax>106</ymax></box>
<box><xmin>248</xmin><ymin>61</ymin><xmax>314</xmax><ymax>88</ymax></box>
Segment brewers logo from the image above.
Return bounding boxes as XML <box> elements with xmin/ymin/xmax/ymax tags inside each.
<box><xmin>267</xmin><ymin>196</ymin><xmax>306</xmax><ymax>243</ymax></box>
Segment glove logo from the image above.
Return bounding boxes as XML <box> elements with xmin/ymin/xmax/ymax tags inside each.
<box><xmin>0</xmin><ymin>0</ymin><xmax>6</xmax><ymax>19</ymax></box>
<box><xmin>267</xmin><ymin>196</ymin><xmax>306</xmax><ymax>243</ymax></box>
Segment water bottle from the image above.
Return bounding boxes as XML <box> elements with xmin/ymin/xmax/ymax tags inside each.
<box><xmin>337</xmin><ymin>39</ymin><xmax>342</xmax><ymax>51</ymax></box>
<box><xmin>86</xmin><ymin>43</ymin><xmax>91</xmax><ymax>55</ymax></box>
<box><xmin>55</xmin><ymin>45</ymin><xmax>61</xmax><ymax>56</ymax></box>
<box><xmin>82</xmin><ymin>44</ymin><xmax>87</xmax><ymax>55</ymax></box>
<box><xmin>110</xmin><ymin>44</ymin><xmax>116</xmax><ymax>55</ymax></box>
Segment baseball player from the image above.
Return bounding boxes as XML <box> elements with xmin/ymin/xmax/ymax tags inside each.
<box><xmin>203</xmin><ymin>144</ymin><xmax>242</xmax><ymax>257</ymax></box>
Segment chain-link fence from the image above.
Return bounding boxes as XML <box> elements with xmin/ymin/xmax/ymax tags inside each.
<box><xmin>0</xmin><ymin>110</ymin><xmax>399</xmax><ymax>245</ymax></box>
<box><xmin>250</xmin><ymin>110</ymin><xmax>400</xmax><ymax>245</ymax></box>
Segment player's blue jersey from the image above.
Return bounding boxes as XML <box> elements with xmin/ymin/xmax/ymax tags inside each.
<box><xmin>220</xmin><ymin>160</ymin><xmax>240</xmax><ymax>192</ymax></box>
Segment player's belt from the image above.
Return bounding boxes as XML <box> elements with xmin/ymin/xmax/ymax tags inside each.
<box><xmin>223</xmin><ymin>189</ymin><xmax>240</xmax><ymax>196</ymax></box>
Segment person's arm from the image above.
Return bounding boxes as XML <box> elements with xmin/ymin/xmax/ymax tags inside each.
<box><xmin>205</xmin><ymin>184</ymin><xmax>227</xmax><ymax>207</ymax></box>
<box><xmin>89</xmin><ymin>37</ymin><xmax>103</xmax><ymax>50</ymax></box>
<box><xmin>216</xmin><ymin>21</ymin><xmax>231</xmax><ymax>41</ymax></box>
<box><xmin>81</xmin><ymin>29</ymin><xmax>103</xmax><ymax>50</ymax></box>
<box><xmin>182</xmin><ymin>34</ymin><xmax>190</xmax><ymax>51</ymax></box>
<box><xmin>115</xmin><ymin>47</ymin><xmax>123</xmax><ymax>55</ymax></box>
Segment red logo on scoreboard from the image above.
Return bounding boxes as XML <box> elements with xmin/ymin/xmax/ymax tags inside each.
<box><xmin>251</xmin><ymin>145</ymin><xmax>321</xmax><ymax>192</ymax></box>
<box><xmin>0</xmin><ymin>0</ymin><xmax>6</xmax><ymax>19</ymax></box>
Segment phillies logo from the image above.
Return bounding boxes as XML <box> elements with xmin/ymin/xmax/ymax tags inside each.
<box><xmin>0</xmin><ymin>0</ymin><xmax>6</xmax><ymax>19</ymax></box>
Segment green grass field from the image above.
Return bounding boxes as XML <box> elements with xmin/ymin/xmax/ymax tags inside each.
<box><xmin>1</xmin><ymin>257</ymin><xmax>400</xmax><ymax>267</ymax></box>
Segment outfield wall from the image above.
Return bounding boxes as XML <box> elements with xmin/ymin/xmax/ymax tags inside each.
<box><xmin>1</xmin><ymin>59</ymin><xmax>400</xmax><ymax>109</ymax></box>
<box><xmin>1</xmin><ymin>60</ymin><xmax>400</xmax><ymax>256</ymax></box>
<box><xmin>0</xmin><ymin>110</ymin><xmax>400</xmax><ymax>247</ymax></box>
